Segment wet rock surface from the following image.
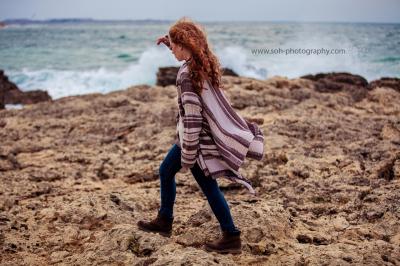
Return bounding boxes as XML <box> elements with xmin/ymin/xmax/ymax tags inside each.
<box><xmin>0</xmin><ymin>73</ymin><xmax>399</xmax><ymax>265</ymax></box>
<box><xmin>0</xmin><ymin>70</ymin><xmax>52</xmax><ymax>109</ymax></box>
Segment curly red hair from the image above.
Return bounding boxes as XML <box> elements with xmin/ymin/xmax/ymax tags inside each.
<box><xmin>169</xmin><ymin>17</ymin><xmax>224</xmax><ymax>95</ymax></box>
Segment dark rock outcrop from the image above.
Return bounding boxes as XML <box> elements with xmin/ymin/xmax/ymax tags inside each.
<box><xmin>156</xmin><ymin>67</ymin><xmax>238</xmax><ymax>86</ymax></box>
<box><xmin>301</xmin><ymin>72</ymin><xmax>400</xmax><ymax>101</ymax></box>
<box><xmin>221</xmin><ymin>68</ymin><xmax>239</xmax><ymax>77</ymax></box>
<box><xmin>368</xmin><ymin>77</ymin><xmax>400</xmax><ymax>93</ymax></box>
<box><xmin>301</xmin><ymin>72</ymin><xmax>369</xmax><ymax>88</ymax></box>
<box><xmin>156</xmin><ymin>66</ymin><xmax>179</xmax><ymax>86</ymax></box>
<box><xmin>0</xmin><ymin>70</ymin><xmax>52</xmax><ymax>109</ymax></box>
<box><xmin>301</xmin><ymin>72</ymin><xmax>370</xmax><ymax>102</ymax></box>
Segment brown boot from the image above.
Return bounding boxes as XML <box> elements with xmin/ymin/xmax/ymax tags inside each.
<box><xmin>205</xmin><ymin>231</ymin><xmax>242</xmax><ymax>254</ymax></box>
<box><xmin>137</xmin><ymin>213</ymin><xmax>173</xmax><ymax>237</ymax></box>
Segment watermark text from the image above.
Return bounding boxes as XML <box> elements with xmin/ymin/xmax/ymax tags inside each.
<box><xmin>251</xmin><ymin>47</ymin><xmax>346</xmax><ymax>56</ymax></box>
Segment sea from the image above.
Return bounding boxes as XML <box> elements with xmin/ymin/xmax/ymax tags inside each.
<box><xmin>0</xmin><ymin>20</ymin><xmax>399</xmax><ymax>100</ymax></box>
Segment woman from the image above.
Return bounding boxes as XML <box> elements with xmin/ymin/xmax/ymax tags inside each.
<box><xmin>137</xmin><ymin>17</ymin><xmax>264</xmax><ymax>255</ymax></box>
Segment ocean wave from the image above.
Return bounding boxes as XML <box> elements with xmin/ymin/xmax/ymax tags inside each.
<box><xmin>7</xmin><ymin>47</ymin><xmax>178</xmax><ymax>99</ymax></box>
<box><xmin>7</xmin><ymin>46</ymin><xmax>267</xmax><ymax>99</ymax></box>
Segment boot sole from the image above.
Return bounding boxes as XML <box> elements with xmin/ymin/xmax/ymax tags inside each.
<box><xmin>137</xmin><ymin>224</ymin><xmax>172</xmax><ymax>237</ymax></box>
<box><xmin>204</xmin><ymin>245</ymin><xmax>242</xmax><ymax>254</ymax></box>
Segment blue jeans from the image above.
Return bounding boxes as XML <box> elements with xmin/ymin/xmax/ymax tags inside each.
<box><xmin>158</xmin><ymin>143</ymin><xmax>241</xmax><ymax>235</ymax></box>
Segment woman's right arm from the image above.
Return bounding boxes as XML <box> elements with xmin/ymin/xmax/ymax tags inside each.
<box><xmin>156</xmin><ymin>35</ymin><xmax>172</xmax><ymax>50</ymax></box>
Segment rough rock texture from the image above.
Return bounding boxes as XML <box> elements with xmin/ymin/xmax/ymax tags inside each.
<box><xmin>301</xmin><ymin>72</ymin><xmax>369</xmax><ymax>102</ymax></box>
<box><xmin>301</xmin><ymin>72</ymin><xmax>400</xmax><ymax>103</ymax></box>
<box><xmin>0</xmin><ymin>73</ymin><xmax>399</xmax><ymax>265</ymax></box>
<box><xmin>156</xmin><ymin>67</ymin><xmax>238</xmax><ymax>86</ymax></box>
<box><xmin>0</xmin><ymin>70</ymin><xmax>52</xmax><ymax>109</ymax></box>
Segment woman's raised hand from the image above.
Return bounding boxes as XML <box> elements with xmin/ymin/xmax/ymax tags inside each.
<box><xmin>156</xmin><ymin>35</ymin><xmax>171</xmax><ymax>49</ymax></box>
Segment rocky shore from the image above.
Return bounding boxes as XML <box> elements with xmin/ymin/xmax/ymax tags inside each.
<box><xmin>0</xmin><ymin>70</ymin><xmax>399</xmax><ymax>265</ymax></box>
<box><xmin>0</xmin><ymin>70</ymin><xmax>51</xmax><ymax>109</ymax></box>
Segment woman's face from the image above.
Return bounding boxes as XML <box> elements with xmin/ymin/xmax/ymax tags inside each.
<box><xmin>170</xmin><ymin>38</ymin><xmax>191</xmax><ymax>62</ymax></box>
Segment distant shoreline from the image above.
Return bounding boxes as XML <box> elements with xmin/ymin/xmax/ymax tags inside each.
<box><xmin>1</xmin><ymin>18</ymin><xmax>173</xmax><ymax>25</ymax></box>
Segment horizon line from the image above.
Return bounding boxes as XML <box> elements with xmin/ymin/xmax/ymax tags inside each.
<box><xmin>1</xmin><ymin>17</ymin><xmax>400</xmax><ymax>25</ymax></box>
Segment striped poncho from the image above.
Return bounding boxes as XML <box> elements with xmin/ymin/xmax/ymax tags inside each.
<box><xmin>174</xmin><ymin>60</ymin><xmax>265</xmax><ymax>195</ymax></box>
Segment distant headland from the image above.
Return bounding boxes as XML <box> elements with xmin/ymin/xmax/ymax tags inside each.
<box><xmin>1</xmin><ymin>18</ymin><xmax>173</xmax><ymax>25</ymax></box>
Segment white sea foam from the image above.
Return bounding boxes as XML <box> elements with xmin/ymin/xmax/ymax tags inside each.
<box><xmin>216</xmin><ymin>46</ymin><xmax>268</xmax><ymax>79</ymax></box>
<box><xmin>5</xmin><ymin>104</ymin><xmax>24</xmax><ymax>110</ymax></box>
<box><xmin>8</xmin><ymin>47</ymin><xmax>179</xmax><ymax>99</ymax></box>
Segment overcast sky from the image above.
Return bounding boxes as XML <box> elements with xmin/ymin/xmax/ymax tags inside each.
<box><xmin>1</xmin><ymin>0</ymin><xmax>399</xmax><ymax>23</ymax></box>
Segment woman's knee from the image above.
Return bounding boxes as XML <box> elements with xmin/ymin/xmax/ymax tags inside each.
<box><xmin>159</xmin><ymin>144</ymin><xmax>181</xmax><ymax>179</ymax></box>
<box><xmin>192</xmin><ymin>168</ymin><xmax>219</xmax><ymax>192</ymax></box>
